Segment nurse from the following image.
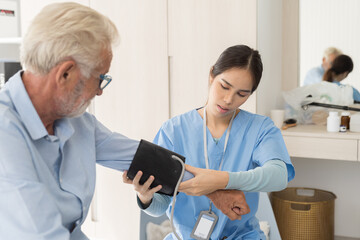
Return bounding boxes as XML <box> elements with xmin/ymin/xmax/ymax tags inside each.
<box><xmin>322</xmin><ymin>54</ymin><xmax>360</xmax><ymax>102</ymax></box>
<box><xmin>125</xmin><ymin>45</ymin><xmax>295</xmax><ymax>239</ymax></box>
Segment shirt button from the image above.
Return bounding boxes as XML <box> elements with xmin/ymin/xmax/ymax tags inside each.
<box><xmin>59</xmin><ymin>178</ymin><xmax>63</xmax><ymax>183</ymax></box>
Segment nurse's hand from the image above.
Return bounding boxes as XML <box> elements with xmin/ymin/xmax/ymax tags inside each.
<box><xmin>206</xmin><ymin>190</ymin><xmax>250</xmax><ymax>221</ymax></box>
<box><xmin>179</xmin><ymin>164</ymin><xmax>228</xmax><ymax>196</ymax></box>
<box><xmin>122</xmin><ymin>170</ymin><xmax>162</xmax><ymax>206</ymax></box>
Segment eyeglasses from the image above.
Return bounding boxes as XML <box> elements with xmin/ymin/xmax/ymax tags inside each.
<box><xmin>99</xmin><ymin>74</ymin><xmax>112</xmax><ymax>90</ymax></box>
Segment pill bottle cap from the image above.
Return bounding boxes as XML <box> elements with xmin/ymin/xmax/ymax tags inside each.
<box><xmin>341</xmin><ymin>111</ymin><xmax>351</xmax><ymax>116</ymax></box>
<box><xmin>329</xmin><ymin>111</ymin><xmax>338</xmax><ymax>117</ymax></box>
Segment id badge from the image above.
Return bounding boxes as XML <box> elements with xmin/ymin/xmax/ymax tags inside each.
<box><xmin>190</xmin><ymin>211</ymin><xmax>218</xmax><ymax>240</ymax></box>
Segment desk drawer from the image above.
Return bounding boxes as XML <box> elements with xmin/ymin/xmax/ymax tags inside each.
<box><xmin>283</xmin><ymin>136</ymin><xmax>358</xmax><ymax>161</ymax></box>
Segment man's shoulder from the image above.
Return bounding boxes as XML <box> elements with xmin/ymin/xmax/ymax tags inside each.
<box><xmin>304</xmin><ymin>65</ymin><xmax>324</xmax><ymax>85</ymax></box>
<box><xmin>0</xmin><ymin>92</ymin><xmax>20</xmax><ymax>126</ymax></box>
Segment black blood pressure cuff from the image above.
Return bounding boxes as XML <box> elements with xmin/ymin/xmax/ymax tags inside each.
<box><xmin>127</xmin><ymin>139</ymin><xmax>186</xmax><ymax>196</ymax></box>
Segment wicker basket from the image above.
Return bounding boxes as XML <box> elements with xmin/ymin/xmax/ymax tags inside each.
<box><xmin>270</xmin><ymin>187</ymin><xmax>336</xmax><ymax>240</ymax></box>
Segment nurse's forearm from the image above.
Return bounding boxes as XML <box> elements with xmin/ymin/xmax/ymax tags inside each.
<box><xmin>226</xmin><ymin>160</ymin><xmax>288</xmax><ymax>192</ymax></box>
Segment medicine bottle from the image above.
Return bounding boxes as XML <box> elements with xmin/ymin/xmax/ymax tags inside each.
<box><xmin>340</xmin><ymin>111</ymin><xmax>351</xmax><ymax>131</ymax></box>
<box><xmin>327</xmin><ymin>111</ymin><xmax>340</xmax><ymax>132</ymax></box>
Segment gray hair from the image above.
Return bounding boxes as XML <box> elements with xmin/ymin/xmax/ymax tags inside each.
<box><xmin>20</xmin><ymin>2</ymin><xmax>119</xmax><ymax>78</ymax></box>
<box><xmin>323</xmin><ymin>47</ymin><xmax>342</xmax><ymax>60</ymax></box>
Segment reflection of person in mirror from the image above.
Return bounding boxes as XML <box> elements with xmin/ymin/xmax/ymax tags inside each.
<box><xmin>323</xmin><ymin>54</ymin><xmax>360</xmax><ymax>103</ymax></box>
<box><xmin>303</xmin><ymin>47</ymin><xmax>342</xmax><ymax>86</ymax></box>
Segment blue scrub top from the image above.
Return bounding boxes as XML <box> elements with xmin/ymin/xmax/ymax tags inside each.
<box><xmin>150</xmin><ymin>109</ymin><xmax>294</xmax><ymax>240</ymax></box>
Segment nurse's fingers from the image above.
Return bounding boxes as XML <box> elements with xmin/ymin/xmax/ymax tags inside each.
<box><xmin>132</xmin><ymin>170</ymin><xmax>143</xmax><ymax>186</ymax></box>
<box><xmin>184</xmin><ymin>164</ymin><xmax>199</xmax><ymax>175</ymax></box>
<box><xmin>140</xmin><ymin>174</ymin><xmax>154</xmax><ymax>190</ymax></box>
<box><xmin>122</xmin><ymin>171</ymin><xmax>133</xmax><ymax>184</ymax></box>
<box><xmin>178</xmin><ymin>179</ymin><xmax>193</xmax><ymax>191</ymax></box>
<box><xmin>148</xmin><ymin>184</ymin><xmax>162</xmax><ymax>195</ymax></box>
<box><xmin>134</xmin><ymin>173</ymin><xmax>162</xmax><ymax>194</ymax></box>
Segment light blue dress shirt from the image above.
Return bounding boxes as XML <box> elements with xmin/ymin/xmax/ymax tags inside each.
<box><xmin>0</xmin><ymin>72</ymin><xmax>138</xmax><ymax>240</ymax></box>
<box><xmin>303</xmin><ymin>65</ymin><xmax>324</xmax><ymax>86</ymax></box>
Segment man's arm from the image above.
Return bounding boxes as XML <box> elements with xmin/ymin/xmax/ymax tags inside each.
<box><xmin>0</xmin><ymin>178</ymin><xmax>71</xmax><ymax>240</ymax></box>
<box><xmin>92</xmin><ymin>116</ymin><xmax>139</xmax><ymax>170</ymax></box>
<box><xmin>0</xmin><ymin>127</ymin><xmax>70</xmax><ymax>240</ymax></box>
<box><xmin>206</xmin><ymin>190</ymin><xmax>250</xmax><ymax>221</ymax></box>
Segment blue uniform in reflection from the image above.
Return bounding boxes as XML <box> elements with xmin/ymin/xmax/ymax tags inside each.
<box><xmin>145</xmin><ymin>109</ymin><xmax>295</xmax><ymax>240</ymax></box>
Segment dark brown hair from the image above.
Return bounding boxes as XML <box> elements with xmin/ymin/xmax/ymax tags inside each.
<box><xmin>211</xmin><ymin>45</ymin><xmax>263</xmax><ymax>92</ymax></box>
<box><xmin>323</xmin><ymin>54</ymin><xmax>353</xmax><ymax>82</ymax></box>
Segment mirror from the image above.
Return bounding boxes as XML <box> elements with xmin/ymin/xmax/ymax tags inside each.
<box><xmin>299</xmin><ymin>0</ymin><xmax>360</xmax><ymax>90</ymax></box>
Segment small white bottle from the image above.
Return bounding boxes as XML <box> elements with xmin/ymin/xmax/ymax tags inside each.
<box><xmin>327</xmin><ymin>111</ymin><xmax>340</xmax><ymax>132</ymax></box>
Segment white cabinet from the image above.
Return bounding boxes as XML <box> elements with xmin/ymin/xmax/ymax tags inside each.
<box><xmin>83</xmin><ymin>1</ymin><xmax>169</xmax><ymax>239</ymax></box>
<box><xmin>283</xmin><ymin>125</ymin><xmax>360</xmax><ymax>238</ymax></box>
<box><xmin>0</xmin><ymin>0</ymin><xmax>91</xmax><ymax>61</ymax></box>
<box><xmin>20</xmin><ymin>0</ymin><xmax>90</xmax><ymax>36</ymax></box>
<box><xmin>0</xmin><ymin>0</ymin><xmax>21</xmax><ymax>60</ymax></box>
<box><xmin>282</xmin><ymin>124</ymin><xmax>360</xmax><ymax>161</ymax></box>
<box><xmin>167</xmin><ymin>0</ymin><xmax>257</xmax><ymax>117</ymax></box>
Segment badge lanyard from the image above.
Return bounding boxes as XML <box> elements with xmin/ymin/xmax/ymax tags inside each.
<box><xmin>203</xmin><ymin>106</ymin><xmax>236</xmax><ymax>170</ymax></box>
<box><xmin>191</xmin><ymin>106</ymin><xmax>236</xmax><ymax>239</ymax></box>
<box><xmin>203</xmin><ymin>106</ymin><xmax>236</xmax><ymax>212</ymax></box>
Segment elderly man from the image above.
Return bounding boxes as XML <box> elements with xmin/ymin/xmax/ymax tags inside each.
<box><xmin>0</xmin><ymin>2</ymin><xmax>248</xmax><ymax>239</ymax></box>
<box><xmin>303</xmin><ymin>47</ymin><xmax>342</xmax><ymax>86</ymax></box>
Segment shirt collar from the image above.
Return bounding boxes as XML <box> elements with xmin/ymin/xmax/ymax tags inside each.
<box><xmin>55</xmin><ymin>118</ymin><xmax>75</xmax><ymax>146</ymax></box>
<box><xmin>7</xmin><ymin>71</ymin><xmax>49</xmax><ymax>140</ymax></box>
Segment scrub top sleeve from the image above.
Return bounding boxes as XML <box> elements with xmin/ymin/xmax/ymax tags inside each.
<box><xmin>153</xmin><ymin>125</ymin><xmax>174</xmax><ymax>150</ymax></box>
<box><xmin>252</xmin><ymin>118</ymin><xmax>295</xmax><ymax>181</ymax></box>
<box><xmin>353</xmin><ymin>87</ymin><xmax>360</xmax><ymax>102</ymax></box>
<box><xmin>94</xmin><ymin>117</ymin><xmax>139</xmax><ymax>171</ymax></box>
<box><xmin>226</xmin><ymin>160</ymin><xmax>288</xmax><ymax>192</ymax></box>
<box><xmin>138</xmin><ymin>193</ymin><xmax>171</xmax><ymax>217</ymax></box>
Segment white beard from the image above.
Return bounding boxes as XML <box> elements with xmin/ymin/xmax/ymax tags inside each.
<box><xmin>66</xmin><ymin>99</ymin><xmax>91</xmax><ymax>118</ymax></box>
<box><xmin>56</xmin><ymin>78</ymin><xmax>91</xmax><ymax>118</ymax></box>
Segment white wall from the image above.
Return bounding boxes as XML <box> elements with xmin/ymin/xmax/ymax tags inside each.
<box><xmin>168</xmin><ymin>0</ymin><xmax>257</xmax><ymax>117</ymax></box>
<box><xmin>299</xmin><ymin>0</ymin><xmax>360</xmax><ymax>90</ymax></box>
<box><xmin>20</xmin><ymin>0</ymin><xmax>90</xmax><ymax>35</ymax></box>
<box><xmin>88</xmin><ymin>1</ymin><xmax>169</xmax><ymax>239</ymax></box>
